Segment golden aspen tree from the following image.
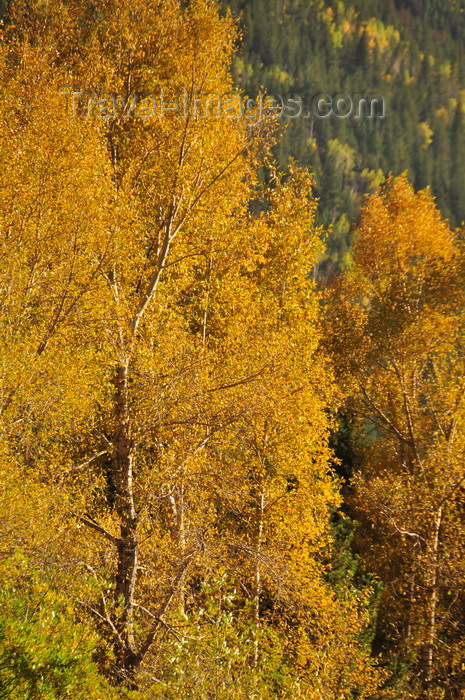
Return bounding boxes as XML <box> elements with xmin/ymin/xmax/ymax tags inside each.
<box><xmin>326</xmin><ymin>174</ymin><xmax>465</xmax><ymax>699</ymax></box>
<box><xmin>0</xmin><ymin>31</ymin><xmax>121</xmax><ymax>698</ymax></box>
<box><xmin>0</xmin><ymin>1</ymin><xmax>381</xmax><ymax>696</ymax></box>
<box><xmin>200</xmin><ymin>166</ymin><xmax>381</xmax><ymax>699</ymax></box>
<box><xmin>2</xmin><ymin>0</ymin><xmax>254</xmax><ymax>686</ymax></box>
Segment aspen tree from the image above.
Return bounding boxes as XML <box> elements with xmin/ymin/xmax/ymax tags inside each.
<box><xmin>326</xmin><ymin>175</ymin><xmax>465</xmax><ymax>698</ymax></box>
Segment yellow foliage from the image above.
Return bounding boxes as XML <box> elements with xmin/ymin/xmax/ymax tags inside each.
<box><xmin>326</xmin><ymin>174</ymin><xmax>465</xmax><ymax>695</ymax></box>
<box><xmin>0</xmin><ymin>1</ymin><xmax>383</xmax><ymax>696</ymax></box>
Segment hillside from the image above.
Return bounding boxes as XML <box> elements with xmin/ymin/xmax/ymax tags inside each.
<box><xmin>223</xmin><ymin>0</ymin><xmax>465</xmax><ymax>265</ymax></box>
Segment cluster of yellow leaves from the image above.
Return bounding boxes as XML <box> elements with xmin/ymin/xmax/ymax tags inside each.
<box><xmin>0</xmin><ymin>0</ymin><xmax>382</xmax><ymax>697</ymax></box>
<box><xmin>326</xmin><ymin>174</ymin><xmax>465</xmax><ymax>696</ymax></box>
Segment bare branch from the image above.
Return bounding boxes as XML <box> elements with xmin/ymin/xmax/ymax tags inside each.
<box><xmin>77</xmin><ymin>513</ymin><xmax>119</xmax><ymax>546</ymax></box>
<box><xmin>136</xmin><ymin>549</ymin><xmax>197</xmax><ymax>663</ymax></box>
<box><xmin>79</xmin><ymin>599</ymin><xmax>124</xmax><ymax>649</ymax></box>
<box><xmin>63</xmin><ymin>450</ymin><xmax>108</xmax><ymax>474</ymax></box>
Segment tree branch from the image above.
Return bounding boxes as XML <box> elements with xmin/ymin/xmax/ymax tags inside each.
<box><xmin>136</xmin><ymin>549</ymin><xmax>197</xmax><ymax>663</ymax></box>
<box><xmin>77</xmin><ymin>513</ymin><xmax>119</xmax><ymax>546</ymax></box>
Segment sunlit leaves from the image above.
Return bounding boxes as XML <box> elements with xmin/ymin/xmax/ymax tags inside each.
<box><xmin>326</xmin><ymin>174</ymin><xmax>465</xmax><ymax>696</ymax></box>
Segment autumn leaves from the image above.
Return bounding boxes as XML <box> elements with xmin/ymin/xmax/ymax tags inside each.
<box><xmin>326</xmin><ymin>175</ymin><xmax>465</xmax><ymax>698</ymax></box>
<box><xmin>0</xmin><ymin>0</ymin><xmax>464</xmax><ymax>698</ymax></box>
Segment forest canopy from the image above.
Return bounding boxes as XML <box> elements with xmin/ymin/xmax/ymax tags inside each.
<box><xmin>0</xmin><ymin>1</ymin><xmax>464</xmax><ymax>699</ymax></box>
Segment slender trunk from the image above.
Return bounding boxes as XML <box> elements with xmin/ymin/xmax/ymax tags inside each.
<box><xmin>253</xmin><ymin>487</ymin><xmax>264</xmax><ymax>667</ymax></box>
<box><xmin>405</xmin><ymin>577</ymin><xmax>416</xmax><ymax>644</ymax></box>
<box><xmin>175</xmin><ymin>483</ymin><xmax>186</xmax><ymax>556</ymax></box>
<box><xmin>201</xmin><ymin>241</ymin><xmax>212</xmax><ymax>346</ymax></box>
<box><xmin>422</xmin><ymin>505</ymin><xmax>442</xmax><ymax>696</ymax></box>
<box><xmin>112</xmin><ymin>361</ymin><xmax>139</xmax><ymax>684</ymax></box>
<box><xmin>175</xmin><ymin>483</ymin><xmax>186</xmax><ymax>614</ymax></box>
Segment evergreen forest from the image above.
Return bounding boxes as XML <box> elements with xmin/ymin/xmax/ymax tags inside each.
<box><xmin>224</xmin><ymin>0</ymin><xmax>465</xmax><ymax>267</ymax></box>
